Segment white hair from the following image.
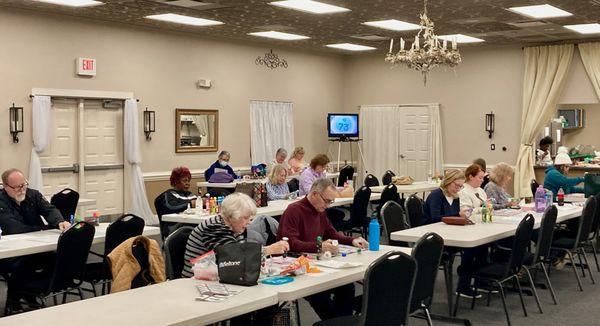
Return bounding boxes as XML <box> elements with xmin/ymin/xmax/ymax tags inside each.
<box><xmin>221</xmin><ymin>193</ymin><xmax>257</xmax><ymax>220</ymax></box>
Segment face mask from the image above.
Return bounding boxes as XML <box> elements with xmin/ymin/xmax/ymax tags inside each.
<box><xmin>219</xmin><ymin>160</ymin><xmax>229</xmax><ymax>167</ymax></box>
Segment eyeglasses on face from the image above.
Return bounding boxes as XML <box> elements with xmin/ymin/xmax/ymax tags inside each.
<box><xmin>6</xmin><ymin>181</ymin><xmax>28</xmax><ymax>191</ymax></box>
<box><xmin>317</xmin><ymin>192</ymin><xmax>335</xmax><ymax>204</ymax></box>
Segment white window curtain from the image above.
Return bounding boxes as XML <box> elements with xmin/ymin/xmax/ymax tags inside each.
<box><xmin>28</xmin><ymin>96</ymin><xmax>52</xmax><ymax>191</ymax></box>
<box><xmin>514</xmin><ymin>44</ymin><xmax>574</xmax><ymax>198</ymax></box>
<box><xmin>428</xmin><ymin>104</ymin><xmax>444</xmax><ymax>175</ymax></box>
<box><xmin>250</xmin><ymin>101</ymin><xmax>294</xmax><ymax>165</ymax></box>
<box><xmin>360</xmin><ymin>105</ymin><xmax>400</xmax><ymax>184</ymax></box>
<box><xmin>124</xmin><ymin>99</ymin><xmax>157</xmax><ymax>225</ymax></box>
<box><xmin>578</xmin><ymin>42</ymin><xmax>600</xmax><ymax>100</ymax></box>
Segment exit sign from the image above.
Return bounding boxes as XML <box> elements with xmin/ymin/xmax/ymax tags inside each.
<box><xmin>76</xmin><ymin>58</ymin><xmax>96</xmax><ymax>76</ymax></box>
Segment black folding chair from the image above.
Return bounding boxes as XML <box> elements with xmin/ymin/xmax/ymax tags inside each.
<box><xmin>314</xmin><ymin>251</ymin><xmax>417</xmax><ymax>326</ymax></box>
<box><xmin>405</xmin><ymin>195</ymin><xmax>424</xmax><ymax>228</ymax></box>
<box><xmin>380</xmin><ymin>201</ymin><xmax>410</xmax><ymax>246</ymax></box>
<box><xmin>287</xmin><ymin>178</ymin><xmax>300</xmax><ymax>193</ymax></box>
<box><xmin>164</xmin><ymin>226</ymin><xmax>194</xmax><ymax>280</ymax></box>
<box><xmin>337</xmin><ymin>165</ymin><xmax>355</xmax><ymax>187</ymax></box>
<box><xmin>382</xmin><ymin>170</ymin><xmax>396</xmax><ymax>186</ymax></box>
<box><xmin>410</xmin><ymin>232</ymin><xmax>444</xmax><ymax>326</ymax></box>
<box><xmin>377</xmin><ymin>184</ymin><xmax>400</xmax><ymax>216</ymax></box>
<box><xmin>338</xmin><ymin>186</ymin><xmax>371</xmax><ymax>237</ymax></box>
<box><xmin>363</xmin><ymin>174</ymin><xmax>380</xmax><ymax>187</ymax></box>
<box><xmin>83</xmin><ymin>214</ymin><xmax>144</xmax><ymax>296</ymax></box>
<box><xmin>50</xmin><ymin>188</ymin><xmax>80</xmax><ymax>221</ymax></box>
<box><xmin>583</xmin><ymin>195</ymin><xmax>600</xmax><ymax>272</ymax></box>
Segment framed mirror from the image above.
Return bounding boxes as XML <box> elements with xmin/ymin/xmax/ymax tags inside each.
<box><xmin>175</xmin><ymin>109</ymin><xmax>219</xmax><ymax>153</ymax></box>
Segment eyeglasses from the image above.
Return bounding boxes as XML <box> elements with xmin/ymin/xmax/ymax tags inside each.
<box><xmin>6</xmin><ymin>181</ymin><xmax>28</xmax><ymax>191</ymax></box>
<box><xmin>451</xmin><ymin>182</ymin><xmax>464</xmax><ymax>190</ymax></box>
<box><xmin>317</xmin><ymin>192</ymin><xmax>335</xmax><ymax>205</ymax></box>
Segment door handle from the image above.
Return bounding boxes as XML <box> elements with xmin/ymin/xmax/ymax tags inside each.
<box><xmin>400</xmin><ymin>154</ymin><xmax>405</xmax><ymax>159</ymax></box>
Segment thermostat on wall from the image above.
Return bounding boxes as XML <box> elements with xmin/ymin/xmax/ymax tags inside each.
<box><xmin>196</xmin><ymin>79</ymin><xmax>212</xmax><ymax>89</ymax></box>
<box><xmin>76</xmin><ymin>57</ymin><xmax>96</xmax><ymax>76</ymax></box>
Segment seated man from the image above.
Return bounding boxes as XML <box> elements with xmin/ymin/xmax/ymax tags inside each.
<box><xmin>0</xmin><ymin>168</ymin><xmax>71</xmax><ymax>312</ymax></box>
<box><xmin>277</xmin><ymin>178</ymin><xmax>368</xmax><ymax>320</ymax></box>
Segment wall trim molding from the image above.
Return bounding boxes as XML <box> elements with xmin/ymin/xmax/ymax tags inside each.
<box><xmin>143</xmin><ymin>167</ymin><xmax>252</xmax><ymax>182</ymax></box>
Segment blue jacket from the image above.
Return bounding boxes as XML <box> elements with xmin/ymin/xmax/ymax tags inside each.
<box><xmin>422</xmin><ymin>188</ymin><xmax>460</xmax><ymax>225</ymax></box>
<box><xmin>543</xmin><ymin>165</ymin><xmax>583</xmax><ymax>196</ymax></box>
<box><xmin>204</xmin><ymin>161</ymin><xmax>238</xmax><ymax>181</ymax></box>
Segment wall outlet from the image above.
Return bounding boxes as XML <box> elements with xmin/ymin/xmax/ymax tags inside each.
<box><xmin>490</xmin><ymin>144</ymin><xmax>495</xmax><ymax>150</ymax></box>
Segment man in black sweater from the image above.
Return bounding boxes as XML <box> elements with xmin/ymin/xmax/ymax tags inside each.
<box><xmin>0</xmin><ymin>168</ymin><xmax>71</xmax><ymax>313</ymax></box>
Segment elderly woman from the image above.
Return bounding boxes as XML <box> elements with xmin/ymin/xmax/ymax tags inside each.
<box><xmin>459</xmin><ymin>164</ymin><xmax>488</xmax><ymax>215</ymax></box>
<box><xmin>266</xmin><ymin>164</ymin><xmax>292</xmax><ymax>201</ymax></box>
<box><xmin>298</xmin><ymin>154</ymin><xmax>330</xmax><ymax>196</ymax></box>
<box><xmin>181</xmin><ymin>193</ymin><xmax>289</xmax><ymax>278</ymax></box>
<box><xmin>422</xmin><ymin>169</ymin><xmax>466</xmax><ymax>225</ymax></box>
<box><xmin>155</xmin><ymin>167</ymin><xmax>197</xmax><ymax>239</ymax></box>
<box><xmin>288</xmin><ymin>146</ymin><xmax>306</xmax><ymax>174</ymax></box>
<box><xmin>204</xmin><ymin>150</ymin><xmax>238</xmax><ymax>181</ymax></box>
<box><xmin>485</xmin><ymin>162</ymin><xmax>518</xmax><ymax>209</ymax></box>
<box><xmin>544</xmin><ymin>150</ymin><xmax>584</xmax><ymax>197</ymax></box>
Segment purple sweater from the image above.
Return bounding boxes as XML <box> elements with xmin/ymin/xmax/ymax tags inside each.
<box><xmin>298</xmin><ymin>167</ymin><xmax>325</xmax><ymax>196</ymax></box>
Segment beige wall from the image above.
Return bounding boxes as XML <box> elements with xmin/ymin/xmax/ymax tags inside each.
<box><xmin>560</xmin><ymin>103</ymin><xmax>600</xmax><ymax>148</ymax></box>
<box><xmin>0</xmin><ymin>8</ymin><xmax>345</xmax><ymax>175</ymax></box>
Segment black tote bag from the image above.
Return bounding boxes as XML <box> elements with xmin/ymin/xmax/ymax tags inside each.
<box><xmin>215</xmin><ymin>242</ymin><xmax>261</xmax><ymax>286</ymax></box>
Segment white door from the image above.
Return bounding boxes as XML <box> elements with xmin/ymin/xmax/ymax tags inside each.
<box><xmin>398</xmin><ymin>107</ymin><xmax>431</xmax><ymax>181</ymax></box>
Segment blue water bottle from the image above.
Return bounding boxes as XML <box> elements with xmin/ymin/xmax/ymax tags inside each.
<box><xmin>368</xmin><ymin>218</ymin><xmax>380</xmax><ymax>251</ymax></box>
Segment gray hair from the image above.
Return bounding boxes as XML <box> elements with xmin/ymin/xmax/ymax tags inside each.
<box><xmin>2</xmin><ymin>168</ymin><xmax>23</xmax><ymax>185</ymax></box>
<box><xmin>276</xmin><ymin>148</ymin><xmax>287</xmax><ymax>157</ymax></box>
<box><xmin>218</xmin><ymin>151</ymin><xmax>230</xmax><ymax>159</ymax></box>
<box><xmin>221</xmin><ymin>192</ymin><xmax>257</xmax><ymax>220</ymax></box>
<box><xmin>310</xmin><ymin>178</ymin><xmax>335</xmax><ymax>193</ymax></box>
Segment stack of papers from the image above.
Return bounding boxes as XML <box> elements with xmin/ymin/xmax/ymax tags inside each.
<box><xmin>195</xmin><ymin>283</ymin><xmax>242</xmax><ymax>302</ymax></box>
<box><xmin>315</xmin><ymin>260</ymin><xmax>362</xmax><ymax>269</ymax></box>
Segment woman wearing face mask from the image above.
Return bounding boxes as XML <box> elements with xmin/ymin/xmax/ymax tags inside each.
<box><xmin>204</xmin><ymin>150</ymin><xmax>239</xmax><ymax>181</ymax></box>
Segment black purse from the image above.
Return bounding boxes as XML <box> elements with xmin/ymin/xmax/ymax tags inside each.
<box><xmin>215</xmin><ymin>242</ymin><xmax>261</xmax><ymax>286</ymax></box>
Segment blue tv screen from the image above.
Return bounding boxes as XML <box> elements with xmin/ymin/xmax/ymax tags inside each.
<box><xmin>328</xmin><ymin>113</ymin><xmax>359</xmax><ymax>138</ymax></box>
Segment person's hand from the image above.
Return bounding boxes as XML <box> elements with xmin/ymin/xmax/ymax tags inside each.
<box><xmin>265</xmin><ymin>240</ymin><xmax>289</xmax><ymax>255</ymax></box>
<box><xmin>322</xmin><ymin>240</ymin><xmax>339</xmax><ymax>255</ymax></box>
<box><xmin>352</xmin><ymin>237</ymin><xmax>368</xmax><ymax>249</ymax></box>
<box><xmin>190</xmin><ymin>200</ymin><xmax>197</xmax><ymax>208</ymax></box>
<box><xmin>58</xmin><ymin>221</ymin><xmax>71</xmax><ymax>231</ymax></box>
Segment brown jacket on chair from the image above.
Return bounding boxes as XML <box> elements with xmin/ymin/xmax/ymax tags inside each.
<box><xmin>107</xmin><ymin>235</ymin><xmax>166</xmax><ymax>293</ymax></box>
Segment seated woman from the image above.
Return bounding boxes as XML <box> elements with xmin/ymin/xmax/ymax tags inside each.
<box><xmin>298</xmin><ymin>154</ymin><xmax>329</xmax><ymax>196</ymax></box>
<box><xmin>288</xmin><ymin>146</ymin><xmax>306</xmax><ymax>174</ymax></box>
<box><xmin>537</xmin><ymin>136</ymin><xmax>554</xmax><ymax>166</ymax></box>
<box><xmin>155</xmin><ymin>167</ymin><xmax>197</xmax><ymax>239</ymax></box>
<box><xmin>270</xmin><ymin>148</ymin><xmax>289</xmax><ymax>171</ymax></box>
<box><xmin>544</xmin><ymin>149</ymin><xmax>584</xmax><ymax>197</ymax></box>
<box><xmin>204</xmin><ymin>150</ymin><xmax>238</xmax><ymax>181</ymax></box>
<box><xmin>459</xmin><ymin>164</ymin><xmax>488</xmax><ymax>215</ymax></box>
<box><xmin>422</xmin><ymin>169</ymin><xmax>466</xmax><ymax>225</ymax></box>
<box><xmin>485</xmin><ymin>162</ymin><xmax>518</xmax><ymax>210</ymax></box>
<box><xmin>473</xmin><ymin>158</ymin><xmax>490</xmax><ymax>189</ymax></box>
<box><xmin>266</xmin><ymin>164</ymin><xmax>292</xmax><ymax>201</ymax></box>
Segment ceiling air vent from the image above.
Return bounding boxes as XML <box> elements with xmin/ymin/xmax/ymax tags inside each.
<box><xmin>152</xmin><ymin>0</ymin><xmax>228</xmax><ymax>10</ymax></box>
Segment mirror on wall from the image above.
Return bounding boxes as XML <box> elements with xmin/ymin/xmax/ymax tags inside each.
<box><xmin>175</xmin><ymin>109</ymin><xmax>218</xmax><ymax>153</ymax></box>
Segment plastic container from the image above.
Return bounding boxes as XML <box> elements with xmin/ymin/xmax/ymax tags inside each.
<box><xmin>534</xmin><ymin>185</ymin><xmax>547</xmax><ymax>213</ymax></box>
<box><xmin>368</xmin><ymin>218</ymin><xmax>380</xmax><ymax>251</ymax></box>
<box><xmin>557</xmin><ymin>188</ymin><xmax>565</xmax><ymax>206</ymax></box>
<box><xmin>316</xmin><ymin>236</ymin><xmax>323</xmax><ymax>260</ymax></box>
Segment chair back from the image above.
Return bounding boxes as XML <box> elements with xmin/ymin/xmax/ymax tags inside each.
<box><xmin>360</xmin><ymin>251</ymin><xmax>417</xmax><ymax>326</ymax></box>
<box><xmin>382</xmin><ymin>170</ymin><xmax>396</xmax><ymax>186</ymax></box>
<box><xmin>404</xmin><ymin>195</ymin><xmax>424</xmax><ymax>228</ymax></box>
<box><xmin>364</xmin><ymin>174</ymin><xmax>380</xmax><ymax>187</ymax></box>
<box><xmin>531</xmin><ymin>205</ymin><xmax>558</xmax><ymax>265</ymax></box>
<box><xmin>380</xmin><ymin>201</ymin><xmax>410</xmax><ymax>246</ymax></box>
<box><xmin>410</xmin><ymin>232</ymin><xmax>444</xmax><ymax>313</ymax></box>
<box><xmin>164</xmin><ymin>226</ymin><xmax>194</xmax><ymax>279</ymax></box>
<box><xmin>379</xmin><ymin>184</ymin><xmax>400</xmax><ymax>209</ymax></box>
<box><xmin>574</xmin><ymin>196</ymin><xmax>597</xmax><ymax>246</ymax></box>
<box><xmin>530</xmin><ymin>179</ymin><xmax>540</xmax><ymax>198</ymax></box>
<box><xmin>50</xmin><ymin>188</ymin><xmax>80</xmax><ymax>220</ymax></box>
<box><xmin>154</xmin><ymin>191</ymin><xmax>174</xmax><ymax>240</ymax></box>
<box><xmin>337</xmin><ymin>165</ymin><xmax>355</xmax><ymax>187</ymax></box>
<box><xmin>287</xmin><ymin>178</ymin><xmax>299</xmax><ymax>193</ymax></box>
<box><xmin>104</xmin><ymin>214</ymin><xmax>145</xmax><ymax>257</ymax></box>
<box><xmin>49</xmin><ymin>222</ymin><xmax>95</xmax><ymax>292</ymax></box>
<box><xmin>588</xmin><ymin>195</ymin><xmax>600</xmax><ymax>241</ymax></box>
<box><xmin>350</xmin><ymin>186</ymin><xmax>371</xmax><ymax>228</ymax></box>
<box><xmin>505</xmin><ymin>214</ymin><xmax>535</xmax><ymax>276</ymax></box>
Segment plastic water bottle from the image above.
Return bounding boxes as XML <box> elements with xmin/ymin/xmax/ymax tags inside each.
<box><xmin>546</xmin><ymin>190</ymin><xmax>553</xmax><ymax>209</ymax></box>
<box><xmin>368</xmin><ymin>218</ymin><xmax>380</xmax><ymax>251</ymax></box>
<box><xmin>69</xmin><ymin>214</ymin><xmax>75</xmax><ymax>224</ymax></box>
<box><xmin>557</xmin><ymin>188</ymin><xmax>565</xmax><ymax>206</ymax></box>
<box><xmin>316</xmin><ymin>236</ymin><xmax>323</xmax><ymax>260</ymax></box>
<box><xmin>534</xmin><ymin>185</ymin><xmax>547</xmax><ymax>213</ymax></box>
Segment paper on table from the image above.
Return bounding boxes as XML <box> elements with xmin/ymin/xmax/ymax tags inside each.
<box><xmin>315</xmin><ymin>260</ymin><xmax>362</xmax><ymax>269</ymax></box>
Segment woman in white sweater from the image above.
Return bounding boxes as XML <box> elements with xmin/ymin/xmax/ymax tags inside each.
<box><xmin>459</xmin><ymin>163</ymin><xmax>487</xmax><ymax>215</ymax></box>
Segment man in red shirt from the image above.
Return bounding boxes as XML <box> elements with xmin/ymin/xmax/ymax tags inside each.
<box><xmin>277</xmin><ymin>178</ymin><xmax>368</xmax><ymax>320</ymax></box>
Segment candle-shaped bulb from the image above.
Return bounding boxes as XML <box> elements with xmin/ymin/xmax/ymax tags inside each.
<box><xmin>443</xmin><ymin>39</ymin><xmax>447</xmax><ymax>50</ymax></box>
<box><xmin>389</xmin><ymin>38</ymin><xmax>394</xmax><ymax>53</ymax></box>
<box><xmin>415</xmin><ymin>35</ymin><xmax>419</xmax><ymax>49</ymax></box>
<box><xmin>400</xmin><ymin>37</ymin><xmax>405</xmax><ymax>50</ymax></box>
<box><xmin>452</xmin><ymin>37</ymin><xmax>457</xmax><ymax>50</ymax></box>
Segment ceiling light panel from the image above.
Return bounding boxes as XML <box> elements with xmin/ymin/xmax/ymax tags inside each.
<box><xmin>35</xmin><ymin>0</ymin><xmax>103</xmax><ymax>7</ymax></box>
<box><xmin>145</xmin><ymin>13</ymin><xmax>223</xmax><ymax>26</ymax></box>
<box><xmin>437</xmin><ymin>34</ymin><xmax>485</xmax><ymax>43</ymax></box>
<box><xmin>325</xmin><ymin>43</ymin><xmax>376</xmax><ymax>51</ymax></box>
<box><xmin>248</xmin><ymin>31</ymin><xmax>310</xmax><ymax>40</ymax></box>
<box><xmin>508</xmin><ymin>4</ymin><xmax>572</xmax><ymax>19</ymax></box>
<box><xmin>564</xmin><ymin>23</ymin><xmax>600</xmax><ymax>34</ymax></box>
<box><xmin>363</xmin><ymin>19</ymin><xmax>420</xmax><ymax>31</ymax></box>
<box><xmin>270</xmin><ymin>0</ymin><xmax>350</xmax><ymax>14</ymax></box>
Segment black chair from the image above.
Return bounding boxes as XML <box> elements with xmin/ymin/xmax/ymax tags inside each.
<box><xmin>382</xmin><ymin>170</ymin><xmax>396</xmax><ymax>186</ymax></box>
<box><xmin>287</xmin><ymin>178</ymin><xmax>300</xmax><ymax>193</ymax></box>
<box><xmin>377</xmin><ymin>184</ymin><xmax>400</xmax><ymax>213</ymax></box>
<box><xmin>15</xmin><ymin>222</ymin><xmax>95</xmax><ymax>310</ymax></box>
<box><xmin>338</xmin><ymin>186</ymin><xmax>371</xmax><ymax>237</ymax></box>
<box><xmin>50</xmin><ymin>188</ymin><xmax>80</xmax><ymax>221</ymax></box>
<box><xmin>363</xmin><ymin>174</ymin><xmax>380</xmax><ymax>187</ymax></box>
<box><xmin>405</xmin><ymin>194</ymin><xmax>424</xmax><ymax>228</ymax></box>
<box><xmin>154</xmin><ymin>191</ymin><xmax>186</xmax><ymax>241</ymax></box>
<box><xmin>531</xmin><ymin>179</ymin><xmax>540</xmax><ymax>198</ymax></box>
<box><xmin>410</xmin><ymin>232</ymin><xmax>444</xmax><ymax>326</ymax></box>
<box><xmin>314</xmin><ymin>251</ymin><xmax>417</xmax><ymax>326</ymax></box>
<box><xmin>83</xmin><ymin>214</ymin><xmax>145</xmax><ymax>296</ymax></box>
<box><xmin>583</xmin><ymin>195</ymin><xmax>600</xmax><ymax>272</ymax></box>
<box><xmin>380</xmin><ymin>201</ymin><xmax>410</xmax><ymax>247</ymax></box>
<box><xmin>454</xmin><ymin>214</ymin><xmax>537</xmax><ymax>326</ymax></box>
<box><xmin>164</xmin><ymin>226</ymin><xmax>194</xmax><ymax>280</ymax></box>
<box><xmin>337</xmin><ymin>165</ymin><xmax>355</xmax><ymax>187</ymax></box>
<box><xmin>523</xmin><ymin>205</ymin><xmax>558</xmax><ymax>305</ymax></box>
<box><xmin>551</xmin><ymin>196</ymin><xmax>597</xmax><ymax>291</ymax></box>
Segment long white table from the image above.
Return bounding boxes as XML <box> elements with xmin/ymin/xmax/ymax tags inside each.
<box><xmin>162</xmin><ymin>193</ymin><xmax>382</xmax><ymax>225</ymax></box>
<box><xmin>0</xmin><ymin>224</ymin><xmax>160</xmax><ymax>259</ymax></box>
<box><xmin>390</xmin><ymin>204</ymin><xmax>583</xmax><ymax>248</ymax></box>
<box><xmin>370</xmin><ymin>181</ymin><xmax>439</xmax><ymax>196</ymax></box>
<box><xmin>0</xmin><ymin>245</ymin><xmax>410</xmax><ymax>325</ymax></box>
<box><xmin>197</xmin><ymin>172</ymin><xmax>341</xmax><ymax>189</ymax></box>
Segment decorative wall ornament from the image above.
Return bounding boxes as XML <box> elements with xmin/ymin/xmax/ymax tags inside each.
<box><xmin>256</xmin><ymin>49</ymin><xmax>288</xmax><ymax>69</ymax></box>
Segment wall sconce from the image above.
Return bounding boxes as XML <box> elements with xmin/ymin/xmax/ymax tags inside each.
<box><xmin>9</xmin><ymin>103</ymin><xmax>23</xmax><ymax>143</ymax></box>
<box><xmin>143</xmin><ymin>107</ymin><xmax>155</xmax><ymax>141</ymax></box>
<box><xmin>485</xmin><ymin>111</ymin><xmax>495</xmax><ymax>139</ymax></box>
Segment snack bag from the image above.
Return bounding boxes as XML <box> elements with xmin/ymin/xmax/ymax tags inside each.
<box><xmin>190</xmin><ymin>250</ymin><xmax>218</xmax><ymax>281</ymax></box>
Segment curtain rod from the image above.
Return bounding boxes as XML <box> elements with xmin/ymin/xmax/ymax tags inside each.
<box><xmin>250</xmin><ymin>100</ymin><xmax>292</xmax><ymax>104</ymax></box>
<box><xmin>29</xmin><ymin>94</ymin><xmax>139</xmax><ymax>102</ymax></box>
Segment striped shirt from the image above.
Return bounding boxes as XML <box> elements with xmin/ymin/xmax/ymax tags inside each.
<box><xmin>181</xmin><ymin>215</ymin><xmax>246</xmax><ymax>278</ymax></box>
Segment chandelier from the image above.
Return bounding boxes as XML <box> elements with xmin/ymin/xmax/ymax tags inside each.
<box><xmin>385</xmin><ymin>0</ymin><xmax>461</xmax><ymax>85</ymax></box>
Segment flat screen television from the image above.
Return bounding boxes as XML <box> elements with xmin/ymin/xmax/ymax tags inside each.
<box><xmin>327</xmin><ymin>113</ymin><xmax>359</xmax><ymax>138</ymax></box>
